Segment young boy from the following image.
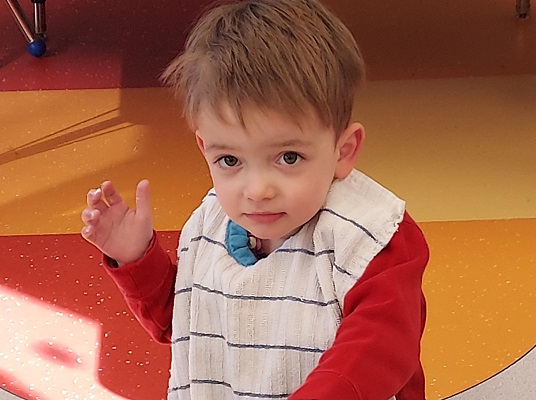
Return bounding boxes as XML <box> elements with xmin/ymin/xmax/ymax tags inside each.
<box><xmin>81</xmin><ymin>1</ymin><xmax>429</xmax><ymax>399</ymax></box>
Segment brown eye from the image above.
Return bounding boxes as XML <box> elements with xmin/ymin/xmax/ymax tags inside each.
<box><xmin>280</xmin><ymin>152</ymin><xmax>301</xmax><ymax>165</ymax></box>
<box><xmin>217</xmin><ymin>156</ymin><xmax>239</xmax><ymax>168</ymax></box>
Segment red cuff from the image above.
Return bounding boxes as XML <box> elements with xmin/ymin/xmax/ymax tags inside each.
<box><xmin>102</xmin><ymin>232</ymin><xmax>172</xmax><ymax>299</ymax></box>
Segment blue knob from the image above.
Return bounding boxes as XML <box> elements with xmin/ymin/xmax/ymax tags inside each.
<box><xmin>27</xmin><ymin>38</ymin><xmax>46</xmax><ymax>57</ymax></box>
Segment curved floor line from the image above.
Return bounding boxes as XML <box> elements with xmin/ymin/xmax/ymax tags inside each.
<box><xmin>0</xmin><ymin>388</ymin><xmax>24</xmax><ymax>400</ymax></box>
<box><xmin>444</xmin><ymin>343</ymin><xmax>536</xmax><ymax>399</ymax></box>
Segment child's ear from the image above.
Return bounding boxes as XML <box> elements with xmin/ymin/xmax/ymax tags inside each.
<box><xmin>334</xmin><ymin>122</ymin><xmax>365</xmax><ymax>179</ymax></box>
<box><xmin>195</xmin><ymin>131</ymin><xmax>206</xmax><ymax>155</ymax></box>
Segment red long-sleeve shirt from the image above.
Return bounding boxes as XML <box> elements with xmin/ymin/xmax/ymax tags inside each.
<box><xmin>104</xmin><ymin>212</ymin><xmax>428</xmax><ymax>399</ymax></box>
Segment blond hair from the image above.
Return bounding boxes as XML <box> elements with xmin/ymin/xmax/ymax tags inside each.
<box><xmin>161</xmin><ymin>0</ymin><xmax>365</xmax><ymax>136</ymax></box>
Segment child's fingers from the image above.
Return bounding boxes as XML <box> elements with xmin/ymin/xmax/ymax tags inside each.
<box><xmin>81</xmin><ymin>208</ymin><xmax>100</xmax><ymax>225</ymax></box>
<box><xmin>101</xmin><ymin>181</ymin><xmax>124</xmax><ymax>206</ymax></box>
<box><xmin>86</xmin><ymin>187</ymin><xmax>108</xmax><ymax>213</ymax></box>
<box><xmin>81</xmin><ymin>223</ymin><xmax>95</xmax><ymax>242</ymax></box>
<box><xmin>135</xmin><ymin>180</ymin><xmax>152</xmax><ymax>221</ymax></box>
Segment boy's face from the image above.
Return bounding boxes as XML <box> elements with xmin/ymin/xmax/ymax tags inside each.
<box><xmin>195</xmin><ymin>105</ymin><xmax>361</xmax><ymax>250</ymax></box>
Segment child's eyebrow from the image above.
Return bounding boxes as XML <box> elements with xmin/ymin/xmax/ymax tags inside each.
<box><xmin>204</xmin><ymin>139</ymin><xmax>312</xmax><ymax>152</ymax></box>
<box><xmin>268</xmin><ymin>139</ymin><xmax>312</xmax><ymax>148</ymax></box>
<box><xmin>205</xmin><ymin>143</ymin><xmax>234</xmax><ymax>152</ymax></box>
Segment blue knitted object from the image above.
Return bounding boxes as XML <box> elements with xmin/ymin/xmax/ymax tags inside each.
<box><xmin>226</xmin><ymin>221</ymin><xmax>258</xmax><ymax>267</ymax></box>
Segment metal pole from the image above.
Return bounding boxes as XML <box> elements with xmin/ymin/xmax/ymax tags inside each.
<box><xmin>32</xmin><ymin>0</ymin><xmax>47</xmax><ymax>36</ymax></box>
<box><xmin>4</xmin><ymin>0</ymin><xmax>35</xmax><ymax>42</ymax></box>
<box><xmin>5</xmin><ymin>0</ymin><xmax>47</xmax><ymax>56</ymax></box>
<box><xmin>516</xmin><ymin>0</ymin><xmax>531</xmax><ymax>19</ymax></box>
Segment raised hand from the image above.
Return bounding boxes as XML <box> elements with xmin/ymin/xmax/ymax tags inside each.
<box><xmin>81</xmin><ymin>180</ymin><xmax>154</xmax><ymax>266</ymax></box>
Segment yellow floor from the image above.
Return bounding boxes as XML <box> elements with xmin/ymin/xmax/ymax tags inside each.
<box><xmin>2</xmin><ymin>77</ymin><xmax>535</xmax><ymax>235</ymax></box>
<box><xmin>1</xmin><ymin>80</ymin><xmax>535</xmax><ymax>398</ymax></box>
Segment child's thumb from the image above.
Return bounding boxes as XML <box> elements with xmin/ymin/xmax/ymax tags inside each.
<box><xmin>135</xmin><ymin>179</ymin><xmax>152</xmax><ymax>221</ymax></box>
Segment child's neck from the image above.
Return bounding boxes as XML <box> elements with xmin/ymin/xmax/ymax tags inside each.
<box><xmin>260</xmin><ymin>238</ymin><xmax>286</xmax><ymax>254</ymax></box>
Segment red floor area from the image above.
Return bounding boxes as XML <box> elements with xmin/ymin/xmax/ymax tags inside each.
<box><xmin>0</xmin><ymin>0</ymin><xmax>214</xmax><ymax>91</ymax></box>
<box><xmin>1</xmin><ymin>231</ymin><xmax>179</xmax><ymax>400</ymax></box>
<box><xmin>2</xmin><ymin>0</ymin><xmax>535</xmax><ymax>92</ymax></box>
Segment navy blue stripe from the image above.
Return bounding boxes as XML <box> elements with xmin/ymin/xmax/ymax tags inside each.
<box><xmin>175</xmin><ymin>287</ymin><xmax>192</xmax><ymax>295</ymax></box>
<box><xmin>179</xmin><ymin>246</ymin><xmax>188</xmax><ymax>253</ymax></box>
<box><xmin>171</xmin><ymin>336</ymin><xmax>190</xmax><ymax>345</ymax></box>
<box><xmin>188</xmin><ymin>232</ymin><xmax>336</xmax><ymax>260</ymax></box>
<box><xmin>168</xmin><ymin>384</ymin><xmax>190</xmax><ymax>393</ymax></box>
<box><xmin>320</xmin><ymin>208</ymin><xmax>381</xmax><ymax>245</ymax></box>
<box><xmin>193</xmin><ymin>234</ymin><xmax>333</xmax><ymax>258</ymax></box>
<box><xmin>190</xmin><ymin>379</ymin><xmax>291</xmax><ymax>398</ymax></box>
<box><xmin>191</xmin><ymin>235</ymin><xmax>227</xmax><ymax>249</ymax></box>
<box><xmin>168</xmin><ymin>378</ymin><xmax>292</xmax><ymax>398</ymax></box>
<box><xmin>275</xmin><ymin>248</ymin><xmax>334</xmax><ymax>257</ymax></box>
<box><xmin>228</xmin><ymin>341</ymin><xmax>324</xmax><ymax>353</ymax></box>
<box><xmin>192</xmin><ymin>283</ymin><xmax>338</xmax><ymax>307</ymax></box>
<box><xmin>191</xmin><ymin>331</ymin><xmax>225</xmax><ymax>340</ymax></box>
<box><xmin>334</xmin><ymin>263</ymin><xmax>360</xmax><ymax>280</ymax></box>
<box><xmin>190</xmin><ymin>331</ymin><xmax>325</xmax><ymax>353</ymax></box>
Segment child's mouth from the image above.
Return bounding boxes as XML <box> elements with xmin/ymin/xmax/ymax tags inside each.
<box><xmin>245</xmin><ymin>212</ymin><xmax>285</xmax><ymax>224</ymax></box>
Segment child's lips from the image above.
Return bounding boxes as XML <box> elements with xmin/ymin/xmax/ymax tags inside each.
<box><xmin>245</xmin><ymin>212</ymin><xmax>285</xmax><ymax>224</ymax></box>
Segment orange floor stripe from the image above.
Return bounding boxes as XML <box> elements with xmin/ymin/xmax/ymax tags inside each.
<box><xmin>421</xmin><ymin>218</ymin><xmax>536</xmax><ymax>398</ymax></box>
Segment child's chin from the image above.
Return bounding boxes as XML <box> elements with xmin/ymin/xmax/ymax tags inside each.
<box><xmin>252</xmin><ymin>228</ymin><xmax>300</xmax><ymax>242</ymax></box>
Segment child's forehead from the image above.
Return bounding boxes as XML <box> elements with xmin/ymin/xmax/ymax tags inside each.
<box><xmin>196</xmin><ymin>102</ymin><xmax>333</xmax><ymax>135</ymax></box>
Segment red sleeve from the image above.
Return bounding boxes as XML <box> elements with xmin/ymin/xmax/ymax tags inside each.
<box><xmin>289</xmin><ymin>213</ymin><xmax>429</xmax><ymax>400</ymax></box>
<box><xmin>102</xmin><ymin>231</ymin><xmax>177</xmax><ymax>344</ymax></box>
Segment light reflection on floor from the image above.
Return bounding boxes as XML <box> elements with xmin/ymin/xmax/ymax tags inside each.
<box><xmin>0</xmin><ymin>286</ymin><xmax>127</xmax><ymax>400</ymax></box>
<box><xmin>0</xmin><ymin>233</ymin><xmax>177</xmax><ymax>400</ymax></box>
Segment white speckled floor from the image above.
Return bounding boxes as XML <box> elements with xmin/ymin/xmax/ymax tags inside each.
<box><xmin>0</xmin><ymin>389</ymin><xmax>23</xmax><ymax>400</ymax></box>
<box><xmin>448</xmin><ymin>345</ymin><xmax>536</xmax><ymax>400</ymax></box>
<box><xmin>1</xmin><ymin>0</ymin><xmax>535</xmax><ymax>399</ymax></box>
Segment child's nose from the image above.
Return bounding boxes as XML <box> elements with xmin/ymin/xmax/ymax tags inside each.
<box><xmin>245</xmin><ymin>172</ymin><xmax>276</xmax><ymax>202</ymax></box>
